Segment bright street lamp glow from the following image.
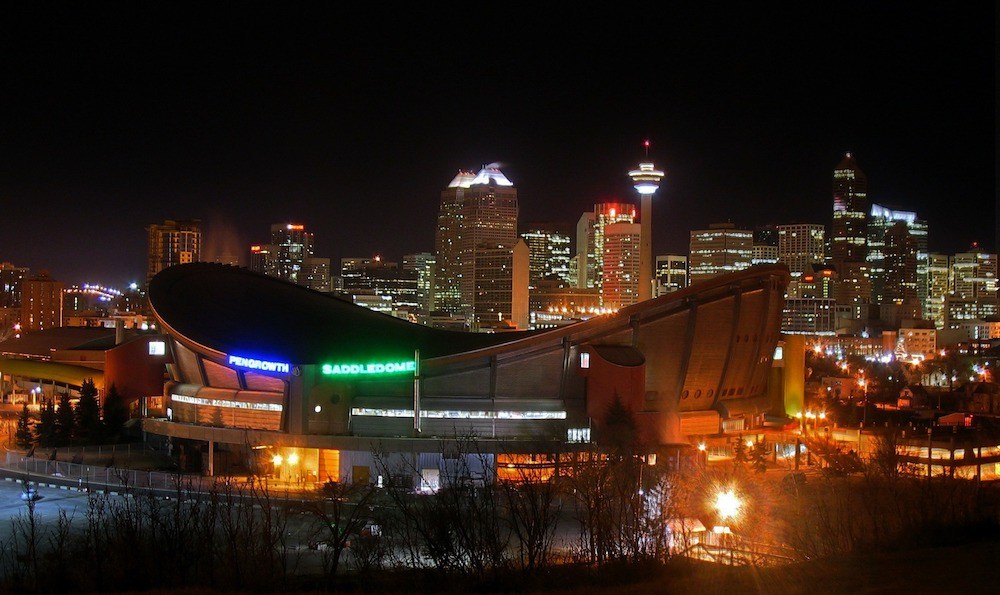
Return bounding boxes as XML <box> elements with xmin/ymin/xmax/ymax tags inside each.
<box><xmin>287</xmin><ymin>452</ymin><xmax>299</xmax><ymax>465</ymax></box>
<box><xmin>714</xmin><ymin>489</ymin><xmax>742</xmax><ymax>521</ymax></box>
<box><xmin>272</xmin><ymin>454</ymin><xmax>283</xmax><ymax>466</ymax></box>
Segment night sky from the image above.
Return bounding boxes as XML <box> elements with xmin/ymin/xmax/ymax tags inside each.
<box><xmin>1</xmin><ymin>6</ymin><xmax>995</xmax><ymax>288</ymax></box>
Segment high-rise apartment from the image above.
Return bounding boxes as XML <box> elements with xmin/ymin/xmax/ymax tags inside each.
<box><xmin>433</xmin><ymin>164</ymin><xmax>518</xmax><ymax>320</ymax></box>
<box><xmin>21</xmin><ymin>272</ymin><xmax>63</xmax><ymax>332</ymax></box>
<box><xmin>688</xmin><ymin>223</ymin><xmax>753</xmax><ymax>284</ymax></box>
<box><xmin>777</xmin><ymin>224</ymin><xmax>825</xmax><ymax>278</ymax></box>
<box><xmin>146</xmin><ymin>219</ymin><xmax>201</xmax><ymax>287</ymax></box>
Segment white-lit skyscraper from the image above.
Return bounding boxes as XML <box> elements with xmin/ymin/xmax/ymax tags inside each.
<box><xmin>433</xmin><ymin>164</ymin><xmax>519</xmax><ymax>321</ymax></box>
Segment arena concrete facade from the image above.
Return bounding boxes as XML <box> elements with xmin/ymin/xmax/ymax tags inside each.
<box><xmin>146</xmin><ymin>262</ymin><xmax>790</xmax><ymax>484</ymax></box>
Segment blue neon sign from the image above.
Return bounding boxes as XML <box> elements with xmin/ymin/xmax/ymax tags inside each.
<box><xmin>228</xmin><ymin>355</ymin><xmax>290</xmax><ymax>374</ymax></box>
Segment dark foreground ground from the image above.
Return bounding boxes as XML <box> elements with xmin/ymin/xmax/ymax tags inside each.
<box><xmin>99</xmin><ymin>535</ymin><xmax>1000</xmax><ymax>595</ymax></box>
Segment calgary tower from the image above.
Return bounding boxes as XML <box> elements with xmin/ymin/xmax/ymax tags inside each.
<box><xmin>628</xmin><ymin>140</ymin><xmax>665</xmax><ymax>302</ymax></box>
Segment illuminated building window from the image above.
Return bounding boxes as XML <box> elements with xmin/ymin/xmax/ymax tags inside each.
<box><xmin>171</xmin><ymin>394</ymin><xmax>283</xmax><ymax>412</ymax></box>
<box><xmin>350</xmin><ymin>408</ymin><xmax>566</xmax><ymax>420</ymax></box>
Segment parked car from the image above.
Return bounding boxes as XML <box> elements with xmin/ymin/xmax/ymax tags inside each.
<box><xmin>20</xmin><ymin>486</ymin><xmax>40</xmax><ymax>502</ymax></box>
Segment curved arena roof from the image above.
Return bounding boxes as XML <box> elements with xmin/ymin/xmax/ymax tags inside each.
<box><xmin>149</xmin><ymin>263</ymin><xmax>537</xmax><ymax>364</ymax></box>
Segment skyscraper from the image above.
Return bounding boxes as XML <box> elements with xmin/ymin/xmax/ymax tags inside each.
<box><xmin>831</xmin><ymin>153</ymin><xmax>868</xmax><ymax>264</ymax></box>
<box><xmin>270</xmin><ymin>223</ymin><xmax>314</xmax><ymax>284</ymax></box>
<box><xmin>472</xmin><ymin>239</ymin><xmax>529</xmax><ymax>330</ymax></box>
<box><xmin>521</xmin><ymin>222</ymin><xmax>572</xmax><ymax>285</ymax></box>
<box><xmin>403</xmin><ymin>252</ymin><xmax>436</xmax><ymax>314</ymax></box>
<box><xmin>866</xmin><ymin>203</ymin><xmax>928</xmax><ymax>308</ymax></box>
<box><xmin>925</xmin><ymin>252</ymin><xmax>951</xmax><ymax>329</ymax></box>
<box><xmin>433</xmin><ymin>164</ymin><xmax>519</xmax><ymax>322</ymax></box>
<box><xmin>146</xmin><ymin>219</ymin><xmax>201</xmax><ymax>287</ymax></box>
<box><xmin>577</xmin><ymin>202</ymin><xmax>636</xmax><ymax>297</ymax></box>
<box><xmin>601</xmin><ymin>222</ymin><xmax>641</xmax><ymax>309</ymax></box>
<box><xmin>628</xmin><ymin>141</ymin><xmax>665</xmax><ymax>302</ymax></box>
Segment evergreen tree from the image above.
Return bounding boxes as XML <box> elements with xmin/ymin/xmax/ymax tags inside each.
<box><xmin>602</xmin><ymin>392</ymin><xmax>639</xmax><ymax>454</ymax></box>
<box><xmin>14</xmin><ymin>403</ymin><xmax>34</xmax><ymax>450</ymax></box>
<box><xmin>55</xmin><ymin>392</ymin><xmax>76</xmax><ymax>446</ymax></box>
<box><xmin>750</xmin><ymin>436</ymin><xmax>769</xmax><ymax>474</ymax></box>
<box><xmin>102</xmin><ymin>383</ymin><xmax>129</xmax><ymax>442</ymax></box>
<box><xmin>35</xmin><ymin>398</ymin><xmax>57</xmax><ymax>447</ymax></box>
<box><xmin>75</xmin><ymin>379</ymin><xmax>102</xmax><ymax>444</ymax></box>
<box><xmin>732</xmin><ymin>435</ymin><xmax>749</xmax><ymax>468</ymax></box>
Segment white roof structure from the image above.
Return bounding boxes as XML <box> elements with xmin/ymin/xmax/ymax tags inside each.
<box><xmin>448</xmin><ymin>163</ymin><xmax>513</xmax><ymax>188</ymax></box>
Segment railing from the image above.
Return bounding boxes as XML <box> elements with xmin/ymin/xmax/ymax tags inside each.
<box><xmin>4</xmin><ymin>451</ymin><xmax>188</xmax><ymax>492</ymax></box>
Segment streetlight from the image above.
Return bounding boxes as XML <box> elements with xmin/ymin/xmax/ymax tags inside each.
<box><xmin>714</xmin><ymin>488</ymin><xmax>742</xmax><ymax>521</ymax></box>
<box><xmin>713</xmin><ymin>487</ymin><xmax>743</xmax><ymax>563</ymax></box>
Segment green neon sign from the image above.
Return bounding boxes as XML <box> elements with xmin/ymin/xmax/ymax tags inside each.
<box><xmin>322</xmin><ymin>361</ymin><xmax>416</xmax><ymax>376</ymax></box>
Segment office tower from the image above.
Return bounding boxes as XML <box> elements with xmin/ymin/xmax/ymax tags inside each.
<box><xmin>867</xmin><ymin>204</ymin><xmax>928</xmax><ymax>308</ymax></box>
<box><xmin>22</xmin><ymin>272</ymin><xmax>63</xmax><ymax>332</ymax></box>
<box><xmin>521</xmin><ymin>222</ymin><xmax>572</xmax><ymax>284</ymax></box>
<box><xmin>655</xmin><ymin>254</ymin><xmax>688</xmax><ymax>297</ymax></box>
<box><xmin>0</xmin><ymin>262</ymin><xmax>29</xmax><ymax>308</ymax></box>
<box><xmin>249</xmin><ymin>244</ymin><xmax>279</xmax><ymax>277</ymax></box>
<box><xmin>628</xmin><ymin>141</ymin><xmax>665</xmax><ymax>302</ymax></box>
<box><xmin>472</xmin><ymin>240</ymin><xmax>529</xmax><ymax>330</ymax></box>
<box><xmin>830</xmin><ymin>153</ymin><xmax>868</xmax><ymax>263</ymax></box>
<box><xmin>433</xmin><ymin>164</ymin><xmax>518</xmax><ymax>319</ymax></box>
<box><xmin>688</xmin><ymin>223</ymin><xmax>753</xmax><ymax>284</ymax></box>
<box><xmin>777</xmin><ymin>224</ymin><xmax>825</xmax><ymax>278</ymax></box>
<box><xmin>270</xmin><ymin>223</ymin><xmax>314</xmax><ymax>284</ymax></box>
<box><xmin>300</xmin><ymin>257</ymin><xmax>331</xmax><ymax>293</ymax></box>
<box><xmin>403</xmin><ymin>252</ymin><xmax>436</xmax><ymax>314</ymax></box>
<box><xmin>146</xmin><ymin>219</ymin><xmax>201</xmax><ymax>287</ymax></box>
<box><xmin>925</xmin><ymin>253</ymin><xmax>951</xmax><ymax>328</ymax></box>
<box><xmin>601</xmin><ymin>222</ymin><xmax>642</xmax><ymax>309</ymax></box>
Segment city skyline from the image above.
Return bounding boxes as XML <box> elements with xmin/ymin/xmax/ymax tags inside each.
<box><xmin>1</xmin><ymin>6</ymin><xmax>995</xmax><ymax>287</ymax></box>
